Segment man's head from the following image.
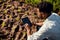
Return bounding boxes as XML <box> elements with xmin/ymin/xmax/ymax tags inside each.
<box><xmin>37</xmin><ymin>1</ymin><xmax>53</xmax><ymax>19</ymax></box>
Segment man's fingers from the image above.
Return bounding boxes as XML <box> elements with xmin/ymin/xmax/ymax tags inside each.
<box><xmin>24</xmin><ymin>23</ymin><xmax>30</xmax><ymax>30</ymax></box>
<box><xmin>24</xmin><ymin>23</ymin><xmax>29</xmax><ymax>27</ymax></box>
<box><xmin>36</xmin><ymin>23</ymin><xmax>43</xmax><ymax>26</ymax></box>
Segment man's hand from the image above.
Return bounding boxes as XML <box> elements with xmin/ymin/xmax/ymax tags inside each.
<box><xmin>36</xmin><ymin>22</ymin><xmax>43</xmax><ymax>26</ymax></box>
<box><xmin>24</xmin><ymin>23</ymin><xmax>31</xmax><ymax>36</ymax></box>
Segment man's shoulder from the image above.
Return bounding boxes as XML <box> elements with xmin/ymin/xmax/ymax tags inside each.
<box><xmin>44</xmin><ymin>13</ymin><xmax>60</xmax><ymax>24</ymax></box>
<box><xmin>42</xmin><ymin>13</ymin><xmax>60</xmax><ymax>29</ymax></box>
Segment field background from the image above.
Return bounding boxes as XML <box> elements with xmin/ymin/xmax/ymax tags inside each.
<box><xmin>0</xmin><ymin>0</ymin><xmax>60</xmax><ymax>40</ymax></box>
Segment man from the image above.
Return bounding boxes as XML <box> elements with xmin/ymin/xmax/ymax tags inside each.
<box><xmin>25</xmin><ymin>1</ymin><xmax>60</xmax><ymax>40</ymax></box>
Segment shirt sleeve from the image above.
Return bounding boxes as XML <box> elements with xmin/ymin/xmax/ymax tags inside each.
<box><xmin>27</xmin><ymin>21</ymin><xmax>55</xmax><ymax>40</ymax></box>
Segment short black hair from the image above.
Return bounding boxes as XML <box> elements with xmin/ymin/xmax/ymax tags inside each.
<box><xmin>37</xmin><ymin>1</ymin><xmax>53</xmax><ymax>13</ymax></box>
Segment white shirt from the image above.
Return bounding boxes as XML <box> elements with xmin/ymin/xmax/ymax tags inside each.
<box><xmin>27</xmin><ymin>13</ymin><xmax>60</xmax><ymax>40</ymax></box>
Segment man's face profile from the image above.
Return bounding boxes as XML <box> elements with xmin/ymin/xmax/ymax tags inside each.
<box><xmin>38</xmin><ymin>12</ymin><xmax>48</xmax><ymax>19</ymax></box>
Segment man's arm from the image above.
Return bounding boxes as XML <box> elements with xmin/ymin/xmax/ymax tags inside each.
<box><xmin>27</xmin><ymin>21</ymin><xmax>55</xmax><ymax>40</ymax></box>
